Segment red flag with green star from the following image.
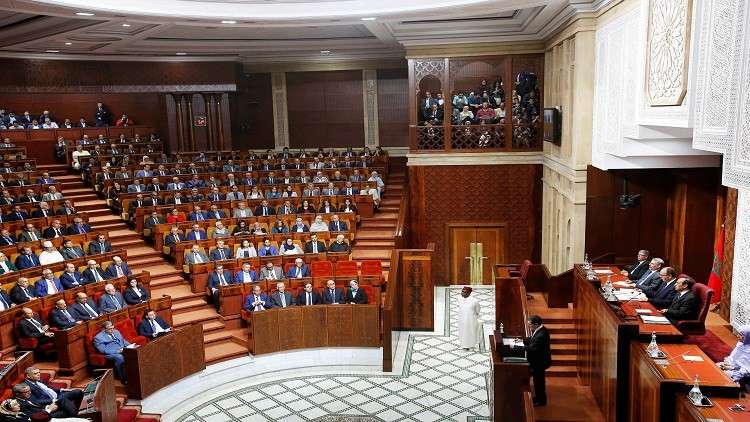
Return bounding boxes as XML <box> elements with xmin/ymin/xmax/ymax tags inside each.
<box><xmin>707</xmin><ymin>226</ymin><xmax>724</xmax><ymax>303</ymax></box>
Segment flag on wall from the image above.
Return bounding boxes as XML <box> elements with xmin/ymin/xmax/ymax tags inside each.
<box><xmin>707</xmin><ymin>225</ymin><xmax>724</xmax><ymax>303</ymax></box>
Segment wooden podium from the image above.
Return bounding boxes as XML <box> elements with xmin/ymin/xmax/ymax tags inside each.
<box><xmin>124</xmin><ymin>324</ymin><xmax>206</xmax><ymax>399</ymax></box>
<box><xmin>219</xmin><ymin>284</ymin><xmax>245</xmax><ymax>316</ymax></box>
<box><xmin>78</xmin><ymin>369</ymin><xmax>117</xmax><ymax>422</ymax></box>
<box><xmin>55</xmin><ymin>321</ymin><xmax>91</xmax><ymax>374</ymax></box>
<box><xmin>248</xmin><ymin>305</ymin><xmax>379</xmax><ymax>355</ymax></box>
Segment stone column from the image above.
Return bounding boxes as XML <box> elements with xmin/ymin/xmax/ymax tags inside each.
<box><xmin>271</xmin><ymin>72</ymin><xmax>290</xmax><ymax>149</ymax></box>
<box><xmin>362</xmin><ymin>69</ymin><xmax>379</xmax><ymax>147</ymax></box>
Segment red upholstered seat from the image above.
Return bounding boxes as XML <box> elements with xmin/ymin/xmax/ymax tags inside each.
<box><xmin>360</xmin><ymin>261</ymin><xmax>383</xmax><ymax>286</ymax></box>
<box><xmin>311</xmin><ymin>260</ymin><xmax>333</xmax><ymax>278</ymax></box>
<box><xmin>359</xmin><ymin>285</ymin><xmax>374</xmax><ymax>304</ymax></box>
<box><xmin>335</xmin><ymin>261</ymin><xmax>358</xmax><ymax>278</ymax></box>
<box><xmin>14</xmin><ymin>317</ymin><xmax>55</xmax><ymax>354</ymax></box>
<box><xmin>115</xmin><ymin>319</ymin><xmax>147</xmax><ymax>346</ymax></box>
<box><xmin>85</xmin><ymin>331</ymin><xmax>108</xmax><ymax>367</ymax></box>
<box><xmin>676</xmin><ymin>282</ymin><xmax>713</xmax><ymax>335</ymax></box>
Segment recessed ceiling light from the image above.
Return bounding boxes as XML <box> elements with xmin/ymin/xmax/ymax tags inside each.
<box><xmin>64</xmin><ymin>42</ymin><xmax>72</xmax><ymax>46</ymax></box>
<box><xmin>175</xmin><ymin>52</ymin><xmax>187</xmax><ymax>56</ymax></box>
<box><xmin>221</xmin><ymin>20</ymin><xmax>237</xmax><ymax>24</ymax></box>
<box><xmin>122</xmin><ymin>23</ymin><xmax>131</xmax><ymax>27</ymax></box>
<box><xmin>75</xmin><ymin>12</ymin><xmax>95</xmax><ymax>16</ymax></box>
<box><xmin>361</xmin><ymin>17</ymin><xmax>376</xmax><ymax>21</ymax></box>
<box><xmin>320</xmin><ymin>50</ymin><xmax>331</xmax><ymax>54</ymax></box>
<box><xmin>46</xmin><ymin>50</ymin><xmax>59</xmax><ymax>53</ymax></box>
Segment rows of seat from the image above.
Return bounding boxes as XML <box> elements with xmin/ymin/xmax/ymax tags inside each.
<box><xmin>0</xmin><ymin>248</ymin><xmax>125</xmax><ymax>289</ymax></box>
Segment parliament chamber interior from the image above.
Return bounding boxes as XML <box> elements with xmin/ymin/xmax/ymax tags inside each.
<box><xmin>0</xmin><ymin>0</ymin><xmax>747</xmax><ymax>421</ymax></box>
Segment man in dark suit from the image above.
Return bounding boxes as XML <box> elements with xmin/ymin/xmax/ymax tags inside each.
<box><xmin>322</xmin><ymin>279</ymin><xmax>345</xmax><ymax>304</ymax></box>
<box><xmin>137</xmin><ymin>309</ymin><xmax>172</xmax><ymax>338</ymax></box>
<box><xmin>49</xmin><ymin>299</ymin><xmax>82</xmax><ymax>329</ymax></box>
<box><xmin>88</xmin><ymin>234</ymin><xmax>112</xmax><ymax>255</ymax></box>
<box><xmin>99</xmin><ymin>283</ymin><xmax>127</xmax><ymax>313</ymax></box>
<box><xmin>209</xmin><ymin>241</ymin><xmax>233</xmax><ymax>261</ymax></box>
<box><xmin>17</xmin><ymin>307</ymin><xmax>55</xmax><ymax>348</ymax></box>
<box><xmin>328</xmin><ymin>215</ymin><xmax>348</xmax><ymax>232</ymax></box>
<box><xmin>270</xmin><ymin>282</ymin><xmax>295</xmax><ymax>308</ymax></box>
<box><xmin>70</xmin><ymin>292</ymin><xmax>101</xmax><ymax>321</ymax></box>
<box><xmin>303</xmin><ymin>234</ymin><xmax>327</xmax><ymax>254</ymax></box>
<box><xmin>0</xmin><ymin>287</ymin><xmax>13</xmax><ymax>310</ymax></box>
<box><xmin>7</xmin><ymin>205</ymin><xmax>28</xmax><ymax>221</ymax></box>
<box><xmin>60</xmin><ymin>263</ymin><xmax>85</xmax><ymax>289</ymax></box>
<box><xmin>660</xmin><ymin>277</ymin><xmax>700</xmax><ymax>322</ymax></box>
<box><xmin>297</xmin><ymin>282</ymin><xmax>322</xmax><ymax>306</ymax></box>
<box><xmin>15</xmin><ymin>247</ymin><xmax>40</xmax><ymax>270</ymax></box>
<box><xmin>144</xmin><ymin>211</ymin><xmax>165</xmax><ymax>233</ymax></box>
<box><xmin>286</xmin><ymin>258</ymin><xmax>310</xmax><ymax>279</ymax></box>
<box><xmin>104</xmin><ymin>256</ymin><xmax>132</xmax><ymax>279</ymax></box>
<box><xmin>0</xmin><ymin>229</ymin><xmax>17</xmax><ymax>246</ymax></box>
<box><xmin>329</xmin><ymin>235</ymin><xmax>350</xmax><ymax>253</ymax></box>
<box><xmin>95</xmin><ymin>102</ymin><xmax>110</xmax><ymax>127</ymax></box>
<box><xmin>630</xmin><ymin>258</ymin><xmax>664</xmax><ymax>294</ymax></box>
<box><xmin>31</xmin><ymin>202</ymin><xmax>55</xmax><ymax>218</ymax></box>
<box><xmin>620</xmin><ymin>249</ymin><xmax>650</xmax><ymax>280</ymax></box>
<box><xmin>164</xmin><ymin>227</ymin><xmax>186</xmax><ymax>247</ymax></box>
<box><xmin>646</xmin><ymin>267</ymin><xmax>678</xmax><ymax>309</ymax></box>
<box><xmin>22</xmin><ymin>366</ymin><xmax>83</xmax><ymax>417</ymax></box>
<box><xmin>346</xmin><ymin>280</ymin><xmax>368</xmax><ymax>304</ymax></box>
<box><xmin>10</xmin><ymin>278</ymin><xmax>36</xmax><ymax>304</ymax></box>
<box><xmin>60</xmin><ymin>239</ymin><xmax>85</xmax><ymax>260</ymax></box>
<box><xmin>244</xmin><ymin>284</ymin><xmax>272</xmax><ymax>312</ymax></box>
<box><xmin>82</xmin><ymin>260</ymin><xmax>107</xmax><ymax>284</ymax></box>
<box><xmin>524</xmin><ymin>315</ymin><xmax>552</xmax><ymax>407</ymax></box>
<box><xmin>13</xmin><ymin>383</ymin><xmax>67</xmax><ymax>420</ymax></box>
<box><xmin>208</xmin><ymin>264</ymin><xmax>236</xmax><ymax>311</ymax></box>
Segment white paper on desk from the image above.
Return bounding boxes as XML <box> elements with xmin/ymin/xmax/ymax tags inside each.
<box><xmin>126</xmin><ymin>343</ymin><xmax>138</xmax><ymax>349</ymax></box>
<box><xmin>640</xmin><ymin>315</ymin><xmax>671</xmax><ymax>324</ymax></box>
<box><xmin>614</xmin><ymin>281</ymin><xmax>632</xmax><ymax>287</ymax></box>
<box><xmin>682</xmin><ymin>355</ymin><xmax>705</xmax><ymax>362</ymax></box>
<box><xmin>635</xmin><ymin>309</ymin><xmax>652</xmax><ymax>314</ymax></box>
<box><xmin>502</xmin><ymin>338</ymin><xmax>524</xmax><ymax>348</ymax></box>
<box><xmin>594</xmin><ymin>269</ymin><xmax>614</xmax><ymax>274</ymax></box>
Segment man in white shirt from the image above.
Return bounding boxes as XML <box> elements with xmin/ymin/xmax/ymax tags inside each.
<box><xmin>309</xmin><ymin>216</ymin><xmax>329</xmax><ymax>232</ymax></box>
<box><xmin>38</xmin><ymin>241</ymin><xmax>64</xmax><ymax>265</ymax></box>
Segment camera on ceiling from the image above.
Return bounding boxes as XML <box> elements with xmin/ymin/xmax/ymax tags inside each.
<box><xmin>618</xmin><ymin>193</ymin><xmax>641</xmax><ymax>209</ymax></box>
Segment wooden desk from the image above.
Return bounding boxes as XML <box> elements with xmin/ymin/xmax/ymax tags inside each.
<box><xmin>0</xmin><ymin>300</ymin><xmax>42</xmax><ymax>354</ymax></box>
<box><xmin>247</xmin><ymin>305</ymin><xmax>379</xmax><ymax>355</ymax></box>
<box><xmin>629</xmin><ymin>342</ymin><xmax>740</xmax><ymax>422</ymax></box>
<box><xmin>55</xmin><ymin>320</ymin><xmax>95</xmax><ymax>375</ymax></box>
<box><xmin>489</xmin><ymin>335</ymin><xmax>532</xmax><ymax>421</ymax></box>
<box><xmin>0</xmin><ymin>351</ymin><xmax>33</xmax><ymax>393</ymax></box>
<box><xmin>676</xmin><ymin>395</ymin><xmax>750</xmax><ymax>422</ymax></box>
<box><xmin>78</xmin><ymin>369</ymin><xmax>117</xmax><ymax>422</ymax></box>
<box><xmin>123</xmin><ymin>324</ymin><xmax>205</xmax><ymax>399</ymax></box>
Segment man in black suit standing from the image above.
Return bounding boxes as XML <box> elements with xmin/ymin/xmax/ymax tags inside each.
<box><xmin>659</xmin><ymin>277</ymin><xmax>700</xmax><ymax>323</ymax></box>
<box><xmin>524</xmin><ymin>315</ymin><xmax>551</xmax><ymax>407</ymax></box>
<box><xmin>95</xmin><ymin>102</ymin><xmax>110</xmax><ymax>127</ymax></box>
<box><xmin>620</xmin><ymin>249</ymin><xmax>650</xmax><ymax>280</ymax></box>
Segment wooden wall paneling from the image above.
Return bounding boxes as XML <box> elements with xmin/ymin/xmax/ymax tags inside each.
<box><xmin>191</xmin><ymin>94</ymin><xmax>207</xmax><ymax>151</ymax></box>
<box><xmin>398</xmin><ymin>251</ymin><xmax>434</xmax><ymax>330</ymax></box>
<box><xmin>449</xmin><ymin>57</ymin><xmax>508</xmax><ymax>94</ymax></box>
<box><xmin>377</xmin><ymin>68</ymin><xmax>409</xmax><ymax>147</ymax></box>
<box><xmin>219</xmin><ymin>93</ymin><xmax>231</xmax><ymax>149</ymax></box>
<box><xmin>681</xmin><ymin>170</ymin><xmax>720</xmax><ymax>277</ymax></box>
<box><xmin>410</xmin><ymin>164</ymin><xmax>542</xmax><ymax>285</ymax></box>
<box><xmin>720</xmin><ymin>188</ymin><xmax>737</xmax><ymax>322</ymax></box>
<box><xmin>231</xmin><ymin>73</ymin><xmax>274</xmax><ymax>151</ymax></box>
<box><xmin>186</xmin><ymin>94</ymin><xmax>196</xmax><ymax>150</ymax></box>
<box><xmin>203</xmin><ymin>93</ymin><xmax>215</xmax><ymax>150</ymax></box>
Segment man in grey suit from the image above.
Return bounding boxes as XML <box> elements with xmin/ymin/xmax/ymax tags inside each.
<box><xmin>631</xmin><ymin>258</ymin><xmax>664</xmax><ymax>294</ymax></box>
<box><xmin>233</xmin><ymin>202</ymin><xmax>253</xmax><ymax>218</ymax></box>
<box><xmin>184</xmin><ymin>245</ymin><xmax>209</xmax><ymax>265</ymax></box>
<box><xmin>127</xmin><ymin>179</ymin><xmax>146</xmax><ymax>193</ymax></box>
<box><xmin>260</xmin><ymin>262</ymin><xmax>283</xmax><ymax>281</ymax></box>
<box><xmin>270</xmin><ymin>281</ymin><xmax>295</xmax><ymax>308</ymax></box>
<box><xmin>225</xmin><ymin>185</ymin><xmax>245</xmax><ymax>201</ymax></box>
<box><xmin>98</xmin><ymin>284</ymin><xmax>127</xmax><ymax>313</ymax></box>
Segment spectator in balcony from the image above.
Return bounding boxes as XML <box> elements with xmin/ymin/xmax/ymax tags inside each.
<box><xmin>115</xmin><ymin>114</ymin><xmax>133</xmax><ymax>127</ymax></box>
<box><xmin>424</xmin><ymin>103</ymin><xmax>443</xmax><ymax>125</ymax></box>
<box><xmin>420</xmin><ymin>90</ymin><xmax>437</xmax><ymax>114</ymax></box>
<box><xmin>456</xmin><ymin>105</ymin><xmax>474</xmax><ymax>124</ymax></box>
<box><xmin>55</xmin><ymin>138</ymin><xmax>67</xmax><ymax>162</ymax></box>
<box><xmin>476</xmin><ymin>102</ymin><xmax>496</xmax><ymax>124</ymax></box>
<box><xmin>41</xmin><ymin>118</ymin><xmax>58</xmax><ymax>129</ymax></box>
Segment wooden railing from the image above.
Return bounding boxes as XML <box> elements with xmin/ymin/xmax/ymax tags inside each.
<box><xmin>409</xmin><ymin>124</ymin><xmax>542</xmax><ymax>153</ymax></box>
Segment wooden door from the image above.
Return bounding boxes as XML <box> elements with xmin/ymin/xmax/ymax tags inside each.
<box><xmin>448</xmin><ymin>223</ymin><xmax>507</xmax><ymax>284</ymax></box>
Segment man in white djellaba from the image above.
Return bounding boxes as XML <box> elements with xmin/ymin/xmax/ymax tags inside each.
<box><xmin>458</xmin><ymin>287</ymin><xmax>482</xmax><ymax>350</ymax></box>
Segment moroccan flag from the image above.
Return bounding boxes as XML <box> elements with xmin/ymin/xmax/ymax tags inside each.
<box><xmin>707</xmin><ymin>226</ymin><xmax>724</xmax><ymax>303</ymax></box>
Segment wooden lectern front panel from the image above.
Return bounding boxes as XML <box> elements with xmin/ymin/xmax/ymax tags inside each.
<box><xmin>278</xmin><ymin>307</ymin><xmax>304</xmax><ymax>351</ymax></box>
<box><xmin>326</xmin><ymin>306</ymin><xmax>353</xmax><ymax>347</ymax></box>
<box><xmin>352</xmin><ymin>305</ymin><xmax>380</xmax><ymax>347</ymax></box>
<box><xmin>251</xmin><ymin>310</ymin><xmax>280</xmax><ymax>355</ymax></box>
<box><xmin>302</xmin><ymin>306</ymin><xmax>327</xmax><ymax>348</ymax></box>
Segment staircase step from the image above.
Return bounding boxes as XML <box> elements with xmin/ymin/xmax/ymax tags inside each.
<box><xmin>202</xmin><ymin>320</ymin><xmax>226</xmax><ymax>333</ymax></box>
<box><xmin>128</xmin><ymin>256</ymin><xmax>165</xmax><ymax>267</ymax></box>
<box><xmin>354</xmin><ymin>241</ymin><xmax>396</xmax><ymax>249</ymax></box>
<box><xmin>550</xmin><ymin>334</ymin><xmax>577</xmax><ymax>344</ymax></box>
<box><xmin>360</xmin><ymin>222</ymin><xmax>397</xmax><ymax>229</ymax></box>
<box><xmin>551</xmin><ymin>355</ymin><xmax>579</xmax><ymax>365</ymax></box>
<box><xmin>173</xmin><ymin>298</ymin><xmax>210</xmax><ymax>312</ymax></box>
<box><xmin>546</xmin><ymin>324</ymin><xmax>576</xmax><ymax>335</ymax></box>
<box><xmin>172</xmin><ymin>308</ymin><xmax>221</xmax><ymax>327</ymax></box>
<box><xmin>204</xmin><ymin>340</ymin><xmax>248</xmax><ymax>364</ymax></box>
<box><xmin>203</xmin><ymin>331</ymin><xmax>233</xmax><ymax>344</ymax></box>
<box><xmin>551</xmin><ymin>344</ymin><xmax>578</xmax><ymax>355</ymax></box>
<box><xmin>144</xmin><ymin>264</ymin><xmax>183</xmax><ymax>277</ymax></box>
<box><xmin>547</xmin><ymin>365</ymin><xmax>578</xmax><ymax>377</ymax></box>
<box><xmin>350</xmin><ymin>249</ymin><xmax>392</xmax><ymax>261</ymax></box>
<box><xmin>150</xmin><ymin>275</ymin><xmax>187</xmax><ymax>289</ymax></box>
<box><xmin>355</xmin><ymin>230</ymin><xmax>395</xmax><ymax>240</ymax></box>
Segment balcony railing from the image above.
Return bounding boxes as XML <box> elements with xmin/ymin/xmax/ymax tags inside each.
<box><xmin>410</xmin><ymin>123</ymin><xmax>542</xmax><ymax>152</ymax></box>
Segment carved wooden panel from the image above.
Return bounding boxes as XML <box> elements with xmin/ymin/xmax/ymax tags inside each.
<box><xmin>409</xmin><ymin>164</ymin><xmax>542</xmax><ymax>285</ymax></box>
<box><xmin>645</xmin><ymin>0</ymin><xmax>693</xmax><ymax>106</ymax></box>
<box><xmin>720</xmin><ymin>188</ymin><xmax>737</xmax><ymax>322</ymax></box>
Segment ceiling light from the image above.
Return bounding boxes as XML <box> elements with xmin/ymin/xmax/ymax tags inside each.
<box><xmin>75</xmin><ymin>12</ymin><xmax>95</xmax><ymax>16</ymax></box>
<box><xmin>221</xmin><ymin>20</ymin><xmax>237</xmax><ymax>24</ymax></box>
<box><xmin>320</xmin><ymin>50</ymin><xmax>331</xmax><ymax>54</ymax></box>
<box><xmin>46</xmin><ymin>50</ymin><xmax>59</xmax><ymax>53</ymax></box>
<box><xmin>361</xmin><ymin>17</ymin><xmax>376</xmax><ymax>21</ymax></box>
<box><xmin>176</xmin><ymin>52</ymin><xmax>187</xmax><ymax>56</ymax></box>
<box><xmin>122</xmin><ymin>23</ymin><xmax>131</xmax><ymax>27</ymax></box>
<box><xmin>64</xmin><ymin>42</ymin><xmax>72</xmax><ymax>46</ymax></box>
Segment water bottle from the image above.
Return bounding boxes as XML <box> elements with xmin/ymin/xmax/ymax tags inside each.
<box><xmin>646</xmin><ymin>332</ymin><xmax>660</xmax><ymax>358</ymax></box>
<box><xmin>687</xmin><ymin>375</ymin><xmax>704</xmax><ymax>405</ymax></box>
<box><xmin>584</xmin><ymin>253</ymin><xmax>591</xmax><ymax>269</ymax></box>
<box><xmin>499</xmin><ymin>323</ymin><xmax>504</xmax><ymax>335</ymax></box>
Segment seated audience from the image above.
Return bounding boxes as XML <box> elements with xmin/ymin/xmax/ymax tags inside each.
<box><xmin>137</xmin><ymin>309</ymin><xmax>171</xmax><ymax>339</ymax></box>
<box><xmin>310</xmin><ymin>216</ymin><xmax>329</xmax><ymax>232</ymax></box>
<box><xmin>105</xmin><ymin>256</ymin><xmax>132</xmax><ymax>279</ymax></box>
<box><xmin>70</xmin><ymin>293</ymin><xmax>100</xmax><ymax>321</ymax></box>
<box><xmin>0</xmin><ymin>252</ymin><xmax>16</xmax><ymax>274</ymax></box>
<box><xmin>187</xmin><ymin>224</ymin><xmax>207</xmax><ymax>241</ymax></box>
<box><xmin>291</xmin><ymin>217</ymin><xmax>309</xmax><ymax>233</ymax></box>
<box><xmin>35</xmin><ymin>269</ymin><xmax>63</xmax><ymax>297</ymax></box>
<box><xmin>164</xmin><ymin>226</ymin><xmax>186</xmax><ymax>247</ymax></box>
<box><xmin>346</xmin><ymin>280</ymin><xmax>368</xmax><ymax>304</ymax></box>
<box><xmin>32</xmin><ymin>202</ymin><xmax>55</xmax><ymax>219</ymax></box>
<box><xmin>717</xmin><ymin>325</ymin><xmax>750</xmax><ymax>383</ymax></box>
<box><xmin>322</xmin><ymin>279</ymin><xmax>345</xmax><ymax>304</ymax></box>
<box><xmin>287</xmin><ymin>258</ymin><xmax>310</xmax><ymax>279</ymax></box>
<box><xmin>88</xmin><ymin>234</ymin><xmax>112</xmax><ymax>255</ymax></box>
<box><xmin>251</xmin><ymin>222</ymin><xmax>267</xmax><ymax>235</ymax></box>
<box><xmin>235</xmin><ymin>239</ymin><xmax>257</xmax><ymax>258</ymax></box>
<box><xmin>82</xmin><ymin>260</ymin><xmax>107</xmax><ymax>283</ymax></box>
<box><xmin>18</xmin><ymin>224</ymin><xmax>42</xmax><ymax>243</ymax></box>
<box><xmin>270</xmin><ymin>282</ymin><xmax>294</xmax><ymax>308</ymax></box>
<box><xmin>22</xmin><ymin>366</ymin><xmax>83</xmax><ymax>418</ymax></box>
<box><xmin>14</xmin><ymin>248</ymin><xmax>40</xmax><ymax>270</ymax></box>
<box><xmin>41</xmin><ymin>186</ymin><xmax>63</xmax><ymax>201</ymax></box>
<box><xmin>304</xmin><ymin>234</ymin><xmax>327</xmax><ymax>254</ymax></box>
<box><xmin>258</xmin><ymin>239</ymin><xmax>278</xmax><ymax>256</ymax></box>
<box><xmin>280</xmin><ymin>238</ymin><xmax>302</xmax><ymax>255</ymax></box>
<box><xmin>629</xmin><ymin>258</ymin><xmax>664</xmax><ymax>291</ymax></box>
<box><xmin>211</xmin><ymin>221</ymin><xmax>230</xmax><ymax>238</ymax></box>
<box><xmin>184</xmin><ymin>245</ymin><xmax>208</xmax><ymax>265</ymax></box>
<box><xmin>244</xmin><ymin>284</ymin><xmax>271</xmax><ymax>312</ymax></box>
<box><xmin>646</xmin><ymin>267</ymin><xmax>678</xmax><ymax>308</ymax></box>
<box><xmin>42</xmin><ymin>219</ymin><xmax>66</xmax><ymax>238</ymax></box>
<box><xmin>297</xmin><ymin>282</ymin><xmax>322</xmax><ymax>306</ymax></box>
<box><xmin>60</xmin><ymin>263</ymin><xmax>85</xmax><ymax>289</ymax></box>
<box><xmin>329</xmin><ymin>234</ymin><xmax>351</xmax><ymax>253</ymax></box>
<box><xmin>99</xmin><ymin>283</ymin><xmax>127</xmax><ymax>313</ymax></box>
<box><xmin>166</xmin><ymin>208</ymin><xmax>186</xmax><ymax>224</ymax></box>
<box><xmin>209</xmin><ymin>264</ymin><xmax>235</xmax><ymax>310</ymax></box>
<box><xmin>93</xmin><ymin>321</ymin><xmax>130</xmax><ymax>382</ymax></box>
<box><xmin>620</xmin><ymin>249</ymin><xmax>650</xmax><ymax>280</ymax></box>
<box><xmin>49</xmin><ymin>299</ymin><xmax>82</xmax><ymax>329</ymax></box>
<box><xmin>10</xmin><ymin>278</ymin><xmax>35</xmax><ymax>304</ymax></box>
<box><xmin>123</xmin><ymin>278</ymin><xmax>150</xmax><ymax>305</ymax></box>
<box><xmin>210</xmin><ymin>240</ymin><xmax>233</xmax><ymax>261</ymax></box>
<box><xmin>329</xmin><ymin>214</ymin><xmax>348</xmax><ymax>232</ymax></box>
<box><xmin>38</xmin><ymin>241</ymin><xmax>64</xmax><ymax>265</ymax></box>
<box><xmin>17</xmin><ymin>307</ymin><xmax>55</xmax><ymax>347</ymax></box>
<box><xmin>260</xmin><ymin>262</ymin><xmax>283</xmax><ymax>280</ymax></box>
<box><xmin>271</xmin><ymin>220</ymin><xmax>289</xmax><ymax>234</ymax></box>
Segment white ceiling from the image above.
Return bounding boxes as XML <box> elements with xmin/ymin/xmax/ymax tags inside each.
<box><xmin>0</xmin><ymin>0</ymin><xmax>613</xmax><ymax>64</ymax></box>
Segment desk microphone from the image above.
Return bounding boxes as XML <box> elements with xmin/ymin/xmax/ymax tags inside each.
<box><xmin>656</xmin><ymin>351</ymin><xmax>691</xmax><ymax>366</ymax></box>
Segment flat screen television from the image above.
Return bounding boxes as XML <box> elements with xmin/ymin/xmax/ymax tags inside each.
<box><xmin>543</xmin><ymin>107</ymin><xmax>561</xmax><ymax>146</ymax></box>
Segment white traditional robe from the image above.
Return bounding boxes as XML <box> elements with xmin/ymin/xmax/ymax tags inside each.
<box><xmin>458</xmin><ymin>295</ymin><xmax>482</xmax><ymax>348</ymax></box>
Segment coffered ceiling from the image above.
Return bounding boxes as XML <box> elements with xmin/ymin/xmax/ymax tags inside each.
<box><xmin>0</xmin><ymin>0</ymin><xmax>613</xmax><ymax>63</ymax></box>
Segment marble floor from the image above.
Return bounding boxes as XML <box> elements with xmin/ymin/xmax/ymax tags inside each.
<box><xmin>167</xmin><ymin>286</ymin><xmax>496</xmax><ymax>422</ymax></box>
